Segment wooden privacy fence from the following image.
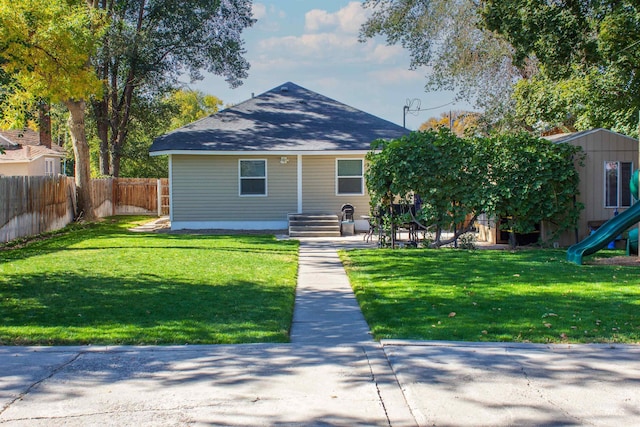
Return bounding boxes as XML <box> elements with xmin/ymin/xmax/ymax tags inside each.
<box><xmin>0</xmin><ymin>177</ymin><xmax>169</xmax><ymax>243</ymax></box>
<box><xmin>92</xmin><ymin>178</ymin><xmax>169</xmax><ymax>217</ymax></box>
<box><xmin>116</xmin><ymin>178</ymin><xmax>169</xmax><ymax>216</ymax></box>
<box><xmin>0</xmin><ymin>176</ymin><xmax>75</xmax><ymax>243</ymax></box>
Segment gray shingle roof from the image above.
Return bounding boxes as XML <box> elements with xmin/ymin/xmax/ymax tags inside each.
<box><xmin>150</xmin><ymin>82</ymin><xmax>409</xmax><ymax>153</ymax></box>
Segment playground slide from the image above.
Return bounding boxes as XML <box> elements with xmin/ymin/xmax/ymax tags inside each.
<box><xmin>567</xmin><ymin>202</ymin><xmax>640</xmax><ymax>265</ymax></box>
<box><xmin>628</xmin><ymin>228</ymin><xmax>638</xmax><ymax>255</ymax></box>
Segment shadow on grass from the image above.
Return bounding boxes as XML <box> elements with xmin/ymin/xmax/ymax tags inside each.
<box><xmin>1</xmin><ymin>232</ymin><xmax>298</xmax><ymax>264</ymax></box>
<box><xmin>343</xmin><ymin>248</ymin><xmax>640</xmax><ymax>343</ymax></box>
<box><xmin>1</xmin><ymin>216</ymin><xmax>298</xmax><ymax>264</ymax></box>
<box><xmin>0</xmin><ymin>271</ymin><xmax>295</xmax><ymax>345</ymax></box>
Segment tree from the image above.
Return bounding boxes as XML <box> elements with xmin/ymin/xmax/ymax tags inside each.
<box><xmin>362</xmin><ymin>1</ymin><xmax>640</xmax><ymax>136</ymax></box>
<box><xmin>114</xmin><ymin>88</ymin><xmax>224</xmax><ymax>178</ymax></box>
<box><xmin>482</xmin><ymin>0</ymin><xmax>640</xmax><ymax>136</ymax></box>
<box><xmin>91</xmin><ymin>0</ymin><xmax>254</xmax><ymax>177</ymax></box>
<box><xmin>474</xmin><ymin>133</ymin><xmax>584</xmax><ymax>245</ymax></box>
<box><xmin>0</xmin><ymin>1</ymin><xmax>106</xmax><ymax>220</ymax></box>
<box><xmin>366</xmin><ymin>130</ymin><xmax>583</xmax><ymax>248</ymax></box>
<box><xmin>419</xmin><ymin>111</ymin><xmax>481</xmax><ymax>136</ymax></box>
<box><xmin>366</xmin><ymin>129</ymin><xmax>487</xmax><ymax>247</ymax></box>
<box><xmin>115</xmin><ymin>93</ymin><xmax>170</xmax><ymax>178</ymax></box>
<box><xmin>167</xmin><ymin>89</ymin><xmax>223</xmax><ymax>130</ymax></box>
<box><xmin>360</xmin><ymin>0</ymin><xmax>526</xmax><ymax>125</ymax></box>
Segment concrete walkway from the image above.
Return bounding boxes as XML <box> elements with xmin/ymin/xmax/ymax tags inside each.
<box><xmin>290</xmin><ymin>240</ymin><xmax>372</xmax><ymax>344</ymax></box>
<box><xmin>1</xmin><ymin>236</ymin><xmax>640</xmax><ymax>426</ymax></box>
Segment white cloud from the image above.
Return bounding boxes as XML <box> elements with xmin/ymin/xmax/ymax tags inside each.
<box><xmin>252</xmin><ymin>2</ymin><xmax>395</xmax><ymax>68</ymax></box>
<box><xmin>305</xmin><ymin>9</ymin><xmax>334</xmax><ymax>32</ymax></box>
<box><xmin>252</xmin><ymin>3</ymin><xmax>267</xmax><ymax>20</ymax></box>
<box><xmin>366</xmin><ymin>44</ymin><xmax>404</xmax><ymax>63</ymax></box>
<box><xmin>367</xmin><ymin>68</ymin><xmax>426</xmax><ymax>84</ymax></box>
<box><xmin>269</xmin><ymin>4</ymin><xmax>286</xmax><ymax>19</ymax></box>
<box><xmin>305</xmin><ymin>2</ymin><xmax>369</xmax><ymax>34</ymax></box>
<box><xmin>257</xmin><ymin>33</ymin><xmax>360</xmax><ymax>60</ymax></box>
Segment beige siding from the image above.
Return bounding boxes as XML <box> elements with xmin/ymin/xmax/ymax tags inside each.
<box><xmin>554</xmin><ymin>130</ymin><xmax>639</xmax><ymax>246</ymax></box>
<box><xmin>0</xmin><ymin>163</ymin><xmax>29</xmax><ymax>176</ymax></box>
<box><xmin>171</xmin><ymin>155</ymin><xmax>297</xmax><ymax>222</ymax></box>
<box><xmin>301</xmin><ymin>155</ymin><xmax>371</xmax><ymax>218</ymax></box>
<box><xmin>0</xmin><ymin>157</ymin><xmax>61</xmax><ymax>177</ymax></box>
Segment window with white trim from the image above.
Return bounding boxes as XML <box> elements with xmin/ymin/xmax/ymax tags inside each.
<box><xmin>604</xmin><ymin>161</ymin><xmax>632</xmax><ymax>208</ymax></box>
<box><xmin>239</xmin><ymin>159</ymin><xmax>267</xmax><ymax>196</ymax></box>
<box><xmin>44</xmin><ymin>158</ymin><xmax>55</xmax><ymax>176</ymax></box>
<box><xmin>336</xmin><ymin>159</ymin><xmax>364</xmax><ymax>195</ymax></box>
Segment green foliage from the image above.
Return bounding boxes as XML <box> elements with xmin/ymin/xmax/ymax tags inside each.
<box><xmin>367</xmin><ymin>129</ymin><xmax>484</xmax><ymax>246</ymax></box>
<box><xmin>363</xmin><ymin>1</ymin><xmax>640</xmax><ymax>136</ymax></box>
<box><xmin>481</xmin><ymin>0</ymin><xmax>598</xmax><ymax>78</ymax></box>
<box><xmin>90</xmin><ymin>0</ymin><xmax>254</xmax><ymax>176</ymax></box>
<box><xmin>167</xmin><ymin>89</ymin><xmax>223</xmax><ymax>130</ymax></box>
<box><xmin>457</xmin><ymin>233</ymin><xmax>477</xmax><ymax>250</ymax></box>
<box><xmin>513</xmin><ymin>67</ymin><xmax>640</xmax><ymax>136</ymax></box>
<box><xmin>0</xmin><ymin>0</ymin><xmax>105</xmax><ymax>126</ymax></box>
<box><xmin>483</xmin><ymin>0</ymin><xmax>640</xmax><ymax>136</ymax></box>
<box><xmin>366</xmin><ymin>130</ymin><xmax>583</xmax><ymax>247</ymax></box>
<box><xmin>116</xmin><ymin>94</ymin><xmax>175</xmax><ymax>177</ymax></box>
<box><xmin>475</xmin><ymin>133</ymin><xmax>584</xmax><ymax>239</ymax></box>
<box><xmin>341</xmin><ymin>248</ymin><xmax>640</xmax><ymax>343</ymax></box>
<box><xmin>360</xmin><ymin>0</ymin><xmax>520</xmax><ymax>126</ymax></box>
<box><xmin>115</xmin><ymin>89</ymin><xmax>224</xmax><ymax>178</ymax></box>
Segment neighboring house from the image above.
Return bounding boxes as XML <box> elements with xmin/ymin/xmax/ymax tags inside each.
<box><xmin>150</xmin><ymin>82</ymin><xmax>409</xmax><ymax>232</ymax></box>
<box><xmin>0</xmin><ymin>129</ymin><xmax>66</xmax><ymax>177</ymax></box>
<box><xmin>478</xmin><ymin>128</ymin><xmax>639</xmax><ymax>247</ymax></box>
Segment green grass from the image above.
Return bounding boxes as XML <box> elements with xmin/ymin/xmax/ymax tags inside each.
<box><xmin>0</xmin><ymin>217</ymin><xmax>299</xmax><ymax>345</ymax></box>
<box><xmin>340</xmin><ymin>248</ymin><xmax>640</xmax><ymax>344</ymax></box>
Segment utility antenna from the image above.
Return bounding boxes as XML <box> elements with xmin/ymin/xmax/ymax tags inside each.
<box><xmin>403</xmin><ymin>98</ymin><xmax>422</xmax><ymax>129</ymax></box>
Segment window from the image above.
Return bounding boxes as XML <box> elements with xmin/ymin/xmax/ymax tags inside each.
<box><xmin>605</xmin><ymin>161</ymin><xmax>633</xmax><ymax>208</ymax></box>
<box><xmin>239</xmin><ymin>159</ymin><xmax>267</xmax><ymax>196</ymax></box>
<box><xmin>44</xmin><ymin>158</ymin><xmax>55</xmax><ymax>176</ymax></box>
<box><xmin>337</xmin><ymin>159</ymin><xmax>364</xmax><ymax>195</ymax></box>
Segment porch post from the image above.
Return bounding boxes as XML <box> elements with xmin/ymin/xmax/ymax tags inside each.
<box><xmin>157</xmin><ymin>178</ymin><xmax>162</xmax><ymax>217</ymax></box>
<box><xmin>168</xmin><ymin>155</ymin><xmax>174</xmax><ymax>223</ymax></box>
<box><xmin>297</xmin><ymin>154</ymin><xmax>303</xmax><ymax>213</ymax></box>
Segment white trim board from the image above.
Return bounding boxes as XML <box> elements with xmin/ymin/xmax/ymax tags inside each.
<box><xmin>170</xmin><ymin>220</ymin><xmax>288</xmax><ymax>231</ymax></box>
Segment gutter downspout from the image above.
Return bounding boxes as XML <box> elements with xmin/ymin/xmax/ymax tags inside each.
<box><xmin>297</xmin><ymin>154</ymin><xmax>302</xmax><ymax>213</ymax></box>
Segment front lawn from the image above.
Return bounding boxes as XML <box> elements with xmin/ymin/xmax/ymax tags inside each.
<box><xmin>0</xmin><ymin>217</ymin><xmax>298</xmax><ymax>345</ymax></box>
<box><xmin>340</xmin><ymin>248</ymin><xmax>640</xmax><ymax>343</ymax></box>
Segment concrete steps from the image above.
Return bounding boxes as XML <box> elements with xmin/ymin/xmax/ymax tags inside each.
<box><xmin>289</xmin><ymin>214</ymin><xmax>341</xmax><ymax>237</ymax></box>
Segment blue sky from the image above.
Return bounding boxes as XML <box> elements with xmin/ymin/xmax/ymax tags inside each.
<box><xmin>193</xmin><ymin>1</ymin><xmax>466</xmax><ymax>131</ymax></box>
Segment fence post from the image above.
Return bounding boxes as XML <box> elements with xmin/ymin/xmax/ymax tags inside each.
<box><xmin>112</xmin><ymin>178</ymin><xmax>117</xmax><ymax>216</ymax></box>
<box><xmin>157</xmin><ymin>179</ymin><xmax>162</xmax><ymax>217</ymax></box>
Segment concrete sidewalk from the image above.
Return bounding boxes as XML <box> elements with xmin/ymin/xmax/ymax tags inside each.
<box><xmin>0</xmin><ymin>238</ymin><xmax>416</xmax><ymax>427</ymax></box>
<box><xmin>1</xmin><ymin>236</ymin><xmax>640</xmax><ymax>426</ymax></box>
<box><xmin>0</xmin><ymin>344</ymin><xmax>416</xmax><ymax>426</ymax></box>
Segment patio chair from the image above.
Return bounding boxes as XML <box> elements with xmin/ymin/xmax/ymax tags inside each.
<box><xmin>341</xmin><ymin>204</ymin><xmax>355</xmax><ymax>221</ymax></box>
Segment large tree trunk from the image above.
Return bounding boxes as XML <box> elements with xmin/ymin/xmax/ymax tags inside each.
<box><xmin>92</xmin><ymin>99</ymin><xmax>111</xmax><ymax>175</ymax></box>
<box><xmin>38</xmin><ymin>101</ymin><xmax>52</xmax><ymax>149</ymax></box>
<box><xmin>65</xmin><ymin>99</ymin><xmax>97</xmax><ymax>221</ymax></box>
<box><xmin>108</xmin><ymin>0</ymin><xmax>144</xmax><ymax>177</ymax></box>
<box><xmin>91</xmin><ymin>0</ymin><xmax>113</xmax><ymax>176</ymax></box>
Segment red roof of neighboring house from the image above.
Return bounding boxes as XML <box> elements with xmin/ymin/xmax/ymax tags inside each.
<box><xmin>0</xmin><ymin>129</ymin><xmax>66</xmax><ymax>162</ymax></box>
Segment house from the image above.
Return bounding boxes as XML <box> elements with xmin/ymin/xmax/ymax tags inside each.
<box><xmin>0</xmin><ymin>129</ymin><xmax>66</xmax><ymax>177</ymax></box>
<box><xmin>149</xmin><ymin>82</ymin><xmax>409</xmax><ymax>234</ymax></box>
<box><xmin>478</xmin><ymin>128</ymin><xmax>639</xmax><ymax>247</ymax></box>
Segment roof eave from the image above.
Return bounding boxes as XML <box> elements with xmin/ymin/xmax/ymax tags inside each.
<box><xmin>150</xmin><ymin>149</ymin><xmax>373</xmax><ymax>157</ymax></box>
